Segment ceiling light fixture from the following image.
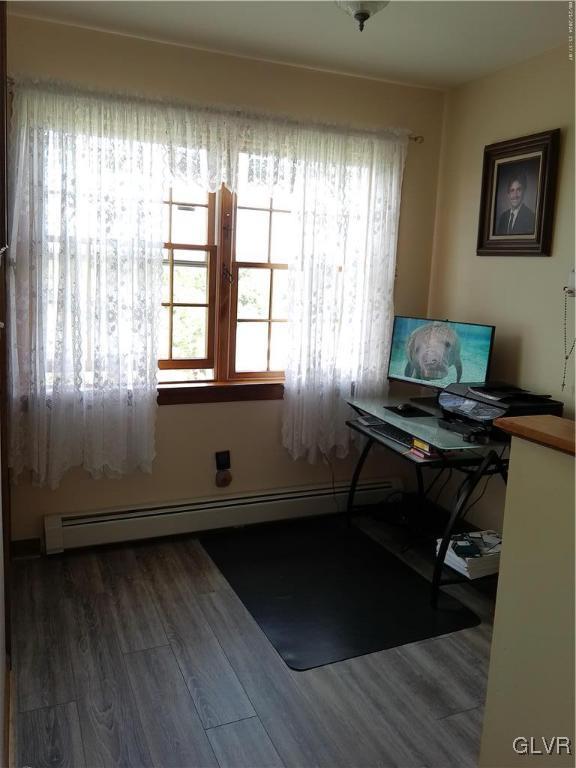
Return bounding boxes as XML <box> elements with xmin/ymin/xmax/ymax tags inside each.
<box><xmin>335</xmin><ymin>1</ymin><xmax>390</xmax><ymax>32</ymax></box>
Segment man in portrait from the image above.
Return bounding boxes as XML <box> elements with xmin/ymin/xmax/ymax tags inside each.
<box><xmin>495</xmin><ymin>171</ymin><xmax>536</xmax><ymax>235</ymax></box>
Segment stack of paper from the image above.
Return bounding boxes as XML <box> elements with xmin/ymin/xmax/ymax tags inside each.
<box><xmin>437</xmin><ymin>530</ymin><xmax>502</xmax><ymax>579</ymax></box>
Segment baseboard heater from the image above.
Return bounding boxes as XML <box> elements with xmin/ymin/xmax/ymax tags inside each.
<box><xmin>44</xmin><ymin>478</ymin><xmax>401</xmax><ymax>554</ymax></box>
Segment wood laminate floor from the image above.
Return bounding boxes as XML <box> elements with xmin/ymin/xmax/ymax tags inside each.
<box><xmin>13</xmin><ymin>516</ymin><xmax>494</xmax><ymax>768</ymax></box>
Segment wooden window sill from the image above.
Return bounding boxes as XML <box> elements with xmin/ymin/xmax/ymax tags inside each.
<box><xmin>157</xmin><ymin>381</ymin><xmax>285</xmax><ymax>405</ymax></box>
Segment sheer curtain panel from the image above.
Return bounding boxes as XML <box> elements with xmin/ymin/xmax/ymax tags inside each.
<box><xmin>282</xmin><ymin>136</ymin><xmax>407</xmax><ymax>462</ymax></box>
<box><xmin>9</xmin><ymin>84</ymin><xmax>164</xmax><ymax>487</ymax></box>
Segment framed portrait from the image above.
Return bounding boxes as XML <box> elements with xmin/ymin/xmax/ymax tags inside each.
<box><xmin>476</xmin><ymin>129</ymin><xmax>560</xmax><ymax>256</ymax></box>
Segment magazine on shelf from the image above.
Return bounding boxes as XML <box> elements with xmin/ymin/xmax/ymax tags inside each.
<box><xmin>437</xmin><ymin>530</ymin><xmax>502</xmax><ymax>579</ymax></box>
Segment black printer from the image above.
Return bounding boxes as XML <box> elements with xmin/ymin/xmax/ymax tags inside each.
<box><xmin>437</xmin><ymin>382</ymin><xmax>564</xmax><ymax>440</ymax></box>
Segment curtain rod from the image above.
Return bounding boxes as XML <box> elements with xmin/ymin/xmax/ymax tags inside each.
<box><xmin>9</xmin><ymin>76</ymin><xmax>426</xmax><ymax>144</ymax></box>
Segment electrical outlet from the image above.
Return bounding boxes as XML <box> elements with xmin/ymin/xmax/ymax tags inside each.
<box><xmin>215</xmin><ymin>450</ymin><xmax>231</xmax><ymax>471</ymax></box>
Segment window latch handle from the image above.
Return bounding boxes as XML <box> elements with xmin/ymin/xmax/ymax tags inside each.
<box><xmin>222</xmin><ymin>266</ymin><xmax>234</xmax><ymax>285</ymax></box>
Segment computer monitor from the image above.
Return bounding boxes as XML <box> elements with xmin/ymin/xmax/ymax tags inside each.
<box><xmin>388</xmin><ymin>316</ymin><xmax>495</xmax><ymax>391</ymax></box>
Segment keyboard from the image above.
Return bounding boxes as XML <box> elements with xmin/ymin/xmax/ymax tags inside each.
<box><xmin>370</xmin><ymin>421</ymin><xmax>413</xmax><ymax>448</ymax></box>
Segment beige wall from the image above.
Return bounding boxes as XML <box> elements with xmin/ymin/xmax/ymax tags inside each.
<box><xmin>479</xmin><ymin>435</ymin><xmax>575</xmax><ymax>767</ymax></box>
<box><xmin>429</xmin><ymin>45</ymin><xmax>575</xmax><ymax>530</ymax></box>
<box><xmin>7</xmin><ymin>16</ymin><xmax>445</xmax><ymax>540</ymax></box>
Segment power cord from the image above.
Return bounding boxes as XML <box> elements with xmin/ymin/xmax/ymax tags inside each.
<box><xmin>562</xmin><ymin>290</ymin><xmax>575</xmax><ymax>391</ymax></box>
<box><xmin>433</xmin><ymin>468</ymin><xmax>453</xmax><ymax>505</ymax></box>
<box><xmin>325</xmin><ymin>456</ymin><xmax>340</xmax><ymax>514</ymax></box>
<box><xmin>461</xmin><ymin>445</ymin><xmax>507</xmax><ymax>520</ymax></box>
<box><xmin>461</xmin><ymin>474</ymin><xmax>492</xmax><ymax>519</ymax></box>
<box><xmin>424</xmin><ymin>467</ymin><xmax>446</xmax><ymax>497</ymax></box>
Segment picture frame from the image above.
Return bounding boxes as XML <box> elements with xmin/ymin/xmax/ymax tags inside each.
<box><xmin>476</xmin><ymin>129</ymin><xmax>560</xmax><ymax>256</ymax></box>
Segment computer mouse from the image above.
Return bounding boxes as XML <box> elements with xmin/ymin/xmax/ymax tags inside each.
<box><xmin>397</xmin><ymin>404</ymin><xmax>411</xmax><ymax>412</ymax></box>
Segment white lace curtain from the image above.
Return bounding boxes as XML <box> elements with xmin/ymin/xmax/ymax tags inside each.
<box><xmin>283</xmin><ymin>139</ymin><xmax>407</xmax><ymax>461</ymax></box>
<box><xmin>9</xmin><ymin>80</ymin><xmax>407</xmax><ymax>486</ymax></box>
<box><xmin>9</xmin><ymin>85</ymin><xmax>166</xmax><ymax>487</ymax></box>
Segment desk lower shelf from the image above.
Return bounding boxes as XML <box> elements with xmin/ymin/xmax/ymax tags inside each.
<box><xmin>363</xmin><ymin>496</ymin><xmax>499</xmax><ymax>594</ymax></box>
<box><xmin>345</xmin><ymin>418</ymin><xmax>508</xmax><ymax>608</ymax></box>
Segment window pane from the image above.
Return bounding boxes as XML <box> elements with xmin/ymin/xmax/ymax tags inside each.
<box><xmin>237</xmin><ymin>268</ymin><xmax>271</xmax><ymax>320</ymax></box>
<box><xmin>162</xmin><ymin>262</ymin><xmax>170</xmax><ymax>303</ymax></box>
<box><xmin>171</xmin><ymin>180</ymin><xmax>209</xmax><ymax>206</ymax></box>
<box><xmin>237</xmin><ymin>154</ymin><xmax>271</xmax><ymax>208</ymax></box>
<box><xmin>272</xmin><ymin>188</ymin><xmax>294</xmax><ymax>211</ymax></box>
<box><xmin>235</xmin><ymin>209</ymin><xmax>269</xmax><ymax>262</ymax></box>
<box><xmin>271</xmin><ymin>269</ymin><xmax>288</xmax><ymax>320</ymax></box>
<box><xmin>173</xmin><ymin>307</ymin><xmax>207</xmax><ymax>359</ymax></box>
<box><xmin>236</xmin><ymin>322</ymin><xmax>268</xmax><ymax>372</ymax></box>
<box><xmin>47</xmin><ymin>192</ymin><xmax>61</xmax><ymax>238</ymax></box>
<box><xmin>159</xmin><ymin>306</ymin><xmax>170</xmax><ymax>359</ymax></box>
<box><xmin>159</xmin><ymin>368</ymin><xmax>214</xmax><ymax>383</ymax></box>
<box><xmin>270</xmin><ymin>211</ymin><xmax>295</xmax><ymax>263</ymax></box>
<box><xmin>173</xmin><ymin>249</ymin><xmax>208</xmax><ymax>264</ymax></box>
<box><xmin>270</xmin><ymin>322</ymin><xmax>288</xmax><ymax>371</ymax></box>
<box><xmin>173</xmin><ymin>264</ymin><xmax>207</xmax><ymax>304</ymax></box>
<box><xmin>172</xmin><ymin>205</ymin><xmax>209</xmax><ymax>244</ymax></box>
<box><xmin>163</xmin><ymin>203</ymin><xmax>171</xmax><ymax>243</ymax></box>
<box><xmin>237</xmin><ymin>186</ymin><xmax>271</xmax><ymax>209</ymax></box>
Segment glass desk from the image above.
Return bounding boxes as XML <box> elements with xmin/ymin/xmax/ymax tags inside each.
<box><xmin>346</xmin><ymin>397</ymin><xmax>508</xmax><ymax>607</ymax></box>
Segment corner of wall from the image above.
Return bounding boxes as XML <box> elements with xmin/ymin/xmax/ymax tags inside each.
<box><xmin>426</xmin><ymin>88</ymin><xmax>450</xmax><ymax>317</ymax></box>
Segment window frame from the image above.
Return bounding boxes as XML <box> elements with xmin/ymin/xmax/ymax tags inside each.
<box><xmin>158</xmin><ymin>189</ymin><xmax>218</xmax><ymax>373</ymax></box>
<box><xmin>157</xmin><ymin>185</ymin><xmax>286</xmax><ymax>403</ymax></box>
<box><xmin>224</xmin><ymin>187</ymin><xmax>289</xmax><ymax>382</ymax></box>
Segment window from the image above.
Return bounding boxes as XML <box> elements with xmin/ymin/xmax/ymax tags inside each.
<box><xmin>11</xmin><ymin>81</ymin><xmax>407</xmax><ymax>477</ymax></box>
<box><xmin>158</xmin><ymin>155</ymin><xmax>294</xmax><ymax>390</ymax></box>
<box><xmin>159</xmin><ymin>182</ymin><xmax>217</xmax><ymax>383</ymax></box>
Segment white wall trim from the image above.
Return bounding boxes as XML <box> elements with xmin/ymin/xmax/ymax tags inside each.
<box><xmin>44</xmin><ymin>478</ymin><xmax>402</xmax><ymax>554</ymax></box>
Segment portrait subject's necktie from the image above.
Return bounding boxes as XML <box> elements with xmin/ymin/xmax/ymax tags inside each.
<box><xmin>508</xmin><ymin>211</ymin><xmax>515</xmax><ymax>234</ymax></box>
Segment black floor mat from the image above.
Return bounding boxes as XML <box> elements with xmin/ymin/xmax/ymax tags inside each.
<box><xmin>200</xmin><ymin>515</ymin><xmax>481</xmax><ymax>671</ymax></box>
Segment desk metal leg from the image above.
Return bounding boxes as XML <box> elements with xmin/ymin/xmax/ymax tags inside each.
<box><xmin>431</xmin><ymin>451</ymin><xmax>497</xmax><ymax>608</ymax></box>
<box><xmin>415</xmin><ymin>464</ymin><xmax>426</xmax><ymax>521</ymax></box>
<box><xmin>346</xmin><ymin>437</ymin><xmax>374</xmax><ymax>525</ymax></box>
